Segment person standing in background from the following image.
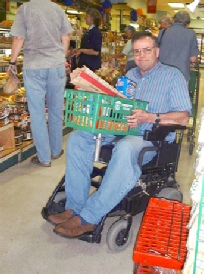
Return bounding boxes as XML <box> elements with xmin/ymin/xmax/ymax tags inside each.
<box><xmin>8</xmin><ymin>0</ymin><xmax>73</xmax><ymax>167</ymax></box>
<box><xmin>158</xmin><ymin>15</ymin><xmax>173</xmax><ymax>30</ymax></box>
<box><xmin>110</xmin><ymin>25</ymin><xmax>137</xmax><ymax>73</ymax></box>
<box><xmin>158</xmin><ymin>11</ymin><xmax>199</xmax><ymax>83</ymax></box>
<box><xmin>72</xmin><ymin>8</ymin><xmax>102</xmax><ymax>72</ymax></box>
<box><xmin>122</xmin><ymin>25</ymin><xmax>137</xmax><ymax>72</ymax></box>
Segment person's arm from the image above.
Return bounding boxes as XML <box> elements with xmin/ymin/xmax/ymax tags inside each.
<box><xmin>7</xmin><ymin>36</ymin><xmax>24</xmax><ymax>75</ymax></box>
<box><xmin>61</xmin><ymin>34</ymin><xmax>71</xmax><ymax>56</ymax></box>
<box><xmin>10</xmin><ymin>36</ymin><xmax>24</xmax><ymax>63</ymax></box>
<box><xmin>190</xmin><ymin>55</ymin><xmax>198</xmax><ymax>63</ymax></box>
<box><xmin>127</xmin><ymin>110</ymin><xmax>190</xmax><ymax>128</ymax></box>
<box><xmin>74</xmin><ymin>48</ymin><xmax>99</xmax><ymax>57</ymax></box>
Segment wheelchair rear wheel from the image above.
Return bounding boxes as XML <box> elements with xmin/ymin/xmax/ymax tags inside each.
<box><xmin>157</xmin><ymin>187</ymin><xmax>183</xmax><ymax>202</ymax></box>
<box><xmin>106</xmin><ymin>219</ymin><xmax>133</xmax><ymax>252</ymax></box>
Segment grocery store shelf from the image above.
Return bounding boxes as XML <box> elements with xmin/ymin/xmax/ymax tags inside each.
<box><xmin>0</xmin><ymin>126</ymin><xmax>73</xmax><ymax>173</ymax></box>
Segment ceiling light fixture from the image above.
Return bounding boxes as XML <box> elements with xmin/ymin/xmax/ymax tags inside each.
<box><xmin>186</xmin><ymin>0</ymin><xmax>200</xmax><ymax>12</ymax></box>
<box><xmin>168</xmin><ymin>3</ymin><xmax>185</xmax><ymax>8</ymax></box>
<box><xmin>66</xmin><ymin>9</ymin><xmax>81</xmax><ymax>15</ymax></box>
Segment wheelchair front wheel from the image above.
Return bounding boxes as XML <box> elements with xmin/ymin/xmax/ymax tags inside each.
<box><xmin>157</xmin><ymin>187</ymin><xmax>183</xmax><ymax>202</ymax></box>
<box><xmin>106</xmin><ymin>219</ymin><xmax>133</xmax><ymax>252</ymax></box>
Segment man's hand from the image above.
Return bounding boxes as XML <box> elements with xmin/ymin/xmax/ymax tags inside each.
<box><xmin>7</xmin><ymin>64</ymin><xmax>17</xmax><ymax>76</ymax></box>
<box><xmin>127</xmin><ymin>109</ymin><xmax>149</xmax><ymax>128</ymax></box>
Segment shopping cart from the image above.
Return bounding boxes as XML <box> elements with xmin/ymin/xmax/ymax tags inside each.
<box><xmin>187</xmin><ymin>69</ymin><xmax>200</xmax><ymax>155</ymax></box>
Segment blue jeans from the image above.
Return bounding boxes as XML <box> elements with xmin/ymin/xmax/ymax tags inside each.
<box><xmin>23</xmin><ymin>66</ymin><xmax>66</xmax><ymax>164</ymax></box>
<box><xmin>65</xmin><ymin>130</ymin><xmax>157</xmax><ymax>224</ymax></box>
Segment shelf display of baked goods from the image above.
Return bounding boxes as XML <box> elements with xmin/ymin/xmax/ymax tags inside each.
<box><xmin>101</xmin><ymin>31</ymin><xmax>126</xmax><ymax>70</ymax></box>
<box><xmin>193</xmin><ymin>29</ymin><xmax>204</xmax><ymax>67</ymax></box>
<box><xmin>0</xmin><ymin>25</ymin><xmax>12</xmax><ymax>49</ymax></box>
<box><xmin>0</xmin><ymin>85</ymin><xmax>33</xmax><ymax>159</ymax></box>
<box><xmin>95</xmin><ymin>67</ymin><xmax>122</xmax><ymax>86</ymax></box>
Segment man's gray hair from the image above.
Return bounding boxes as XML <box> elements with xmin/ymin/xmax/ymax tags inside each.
<box><xmin>124</xmin><ymin>25</ymin><xmax>136</xmax><ymax>35</ymax></box>
<box><xmin>159</xmin><ymin>15</ymin><xmax>172</xmax><ymax>25</ymax></box>
<box><xmin>174</xmin><ymin>11</ymin><xmax>191</xmax><ymax>26</ymax></box>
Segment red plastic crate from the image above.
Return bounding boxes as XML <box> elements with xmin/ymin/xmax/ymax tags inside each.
<box><xmin>134</xmin><ymin>264</ymin><xmax>181</xmax><ymax>274</ymax></box>
<box><xmin>133</xmin><ymin>197</ymin><xmax>191</xmax><ymax>270</ymax></box>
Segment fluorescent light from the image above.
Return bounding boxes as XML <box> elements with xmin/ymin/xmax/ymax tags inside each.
<box><xmin>186</xmin><ymin>0</ymin><xmax>200</xmax><ymax>12</ymax></box>
<box><xmin>168</xmin><ymin>3</ymin><xmax>185</xmax><ymax>8</ymax></box>
<box><xmin>130</xmin><ymin>23</ymin><xmax>139</xmax><ymax>29</ymax></box>
<box><xmin>66</xmin><ymin>10</ymin><xmax>80</xmax><ymax>14</ymax></box>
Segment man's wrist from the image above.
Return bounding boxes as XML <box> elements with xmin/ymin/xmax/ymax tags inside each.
<box><xmin>9</xmin><ymin>61</ymin><xmax>16</xmax><ymax>65</ymax></box>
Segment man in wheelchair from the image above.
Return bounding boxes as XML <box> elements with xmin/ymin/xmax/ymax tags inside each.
<box><xmin>47</xmin><ymin>32</ymin><xmax>192</xmax><ymax>239</ymax></box>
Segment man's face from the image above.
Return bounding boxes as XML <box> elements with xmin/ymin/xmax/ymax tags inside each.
<box><xmin>159</xmin><ymin>21</ymin><xmax>170</xmax><ymax>30</ymax></box>
<box><xmin>133</xmin><ymin>36</ymin><xmax>160</xmax><ymax>75</ymax></box>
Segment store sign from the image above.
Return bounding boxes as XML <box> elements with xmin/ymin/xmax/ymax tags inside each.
<box><xmin>147</xmin><ymin>0</ymin><xmax>157</xmax><ymax>14</ymax></box>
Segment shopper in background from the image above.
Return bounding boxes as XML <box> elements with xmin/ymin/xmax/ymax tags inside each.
<box><xmin>110</xmin><ymin>25</ymin><xmax>137</xmax><ymax>73</ymax></box>
<box><xmin>158</xmin><ymin>11</ymin><xmax>199</xmax><ymax>83</ymax></box>
<box><xmin>72</xmin><ymin>8</ymin><xmax>102</xmax><ymax>72</ymax></box>
<box><xmin>122</xmin><ymin>25</ymin><xmax>137</xmax><ymax>72</ymax></box>
<box><xmin>7</xmin><ymin>0</ymin><xmax>73</xmax><ymax>167</ymax></box>
<box><xmin>158</xmin><ymin>15</ymin><xmax>173</xmax><ymax>30</ymax></box>
<box><xmin>47</xmin><ymin>32</ymin><xmax>191</xmax><ymax>238</ymax></box>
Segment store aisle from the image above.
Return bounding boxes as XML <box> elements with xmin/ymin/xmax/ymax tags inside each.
<box><xmin>0</xmin><ymin>70</ymin><xmax>203</xmax><ymax>274</ymax></box>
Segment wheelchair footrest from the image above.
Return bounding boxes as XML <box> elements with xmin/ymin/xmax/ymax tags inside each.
<box><xmin>78</xmin><ymin>232</ymin><xmax>102</xmax><ymax>244</ymax></box>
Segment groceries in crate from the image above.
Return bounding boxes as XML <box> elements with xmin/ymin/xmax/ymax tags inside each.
<box><xmin>115</xmin><ymin>76</ymin><xmax>136</xmax><ymax>99</ymax></box>
<box><xmin>65</xmin><ymin>90</ymin><xmax>148</xmax><ymax>136</ymax></box>
<box><xmin>70</xmin><ymin>66</ymin><xmax>126</xmax><ymax>98</ymax></box>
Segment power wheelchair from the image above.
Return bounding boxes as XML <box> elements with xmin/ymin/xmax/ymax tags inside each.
<box><xmin>42</xmin><ymin>124</ymin><xmax>186</xmax><ymax>252</ymax></box>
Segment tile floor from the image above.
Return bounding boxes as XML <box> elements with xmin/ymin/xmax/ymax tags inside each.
<box><xmin>0</xmin><ymin>70</ymin><xmax>203</xmax><ymax>274</ymax></box>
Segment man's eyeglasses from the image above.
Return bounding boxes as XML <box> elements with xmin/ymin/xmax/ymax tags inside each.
<box><xmin>133</xmin><ymin>46</ymin><xmax>155</xmax><ymax>56</ymax></box>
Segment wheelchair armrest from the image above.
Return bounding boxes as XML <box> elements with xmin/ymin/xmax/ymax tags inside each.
<box><xmin>138</xmin><ymin>146</ymin><xmax>159</xmax><ymax>169</ymax></box>
<box><xmin>144</xmin><ymin>124</ymin><xmax>186</xmax><ymax>142</ymax></box>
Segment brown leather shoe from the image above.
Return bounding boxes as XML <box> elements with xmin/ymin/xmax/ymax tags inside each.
<box><xmin>47</xmin><ymin>209</ymin><xmax>73</xmax><ymax>225</ymax></box>
<box><xmin>54</xmin><ymin>216</ymin><xmax>95</xmax><ymax>238</ymax></box>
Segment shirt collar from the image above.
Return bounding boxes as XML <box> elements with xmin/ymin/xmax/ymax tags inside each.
<box><xmin>89</xmin><ymin>25</ymin><xmax>95</xmax><ymax>30</ymax></box>
<box><xmin>134</xmin><ymin>61</ymin><xmax>162</xmax><ymax>78</ymax></box>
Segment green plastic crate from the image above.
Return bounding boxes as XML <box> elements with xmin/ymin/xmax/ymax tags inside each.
<box><xmin>64</xmin><ymin>89</ymin><xmax>148</xmax><ymax>135</ymax></box>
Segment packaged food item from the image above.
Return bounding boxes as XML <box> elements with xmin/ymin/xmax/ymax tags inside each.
<box><xmin>0</xmin><ymin>116</ymin><xmax>9</xmax><ymax>127</ymax></box>
<box><xmin>14</xmin><ymin>127</ymin><xmax>23</xmax><ymax>146</ymax></box>
<box><xmin>115</xmin><ymin>76</ymin><xmax>136</xmax><ymax>99</ymax></box>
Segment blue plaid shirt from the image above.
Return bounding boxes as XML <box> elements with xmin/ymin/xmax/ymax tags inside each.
<box><xmin>126</xmin><ymin>61</ymin><xmax>192</xmax><ymax>140</ymax></box>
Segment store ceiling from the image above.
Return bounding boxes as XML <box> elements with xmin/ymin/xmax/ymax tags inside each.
<box><xmin>109</xmin><ymin>0</ymin><xmax>204</xmax><ymax>19</ymax></box>
<box><xmin>156</xmin><ymin>0</ymin><xmax>204</xmax><ymax>15</ymax></box>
